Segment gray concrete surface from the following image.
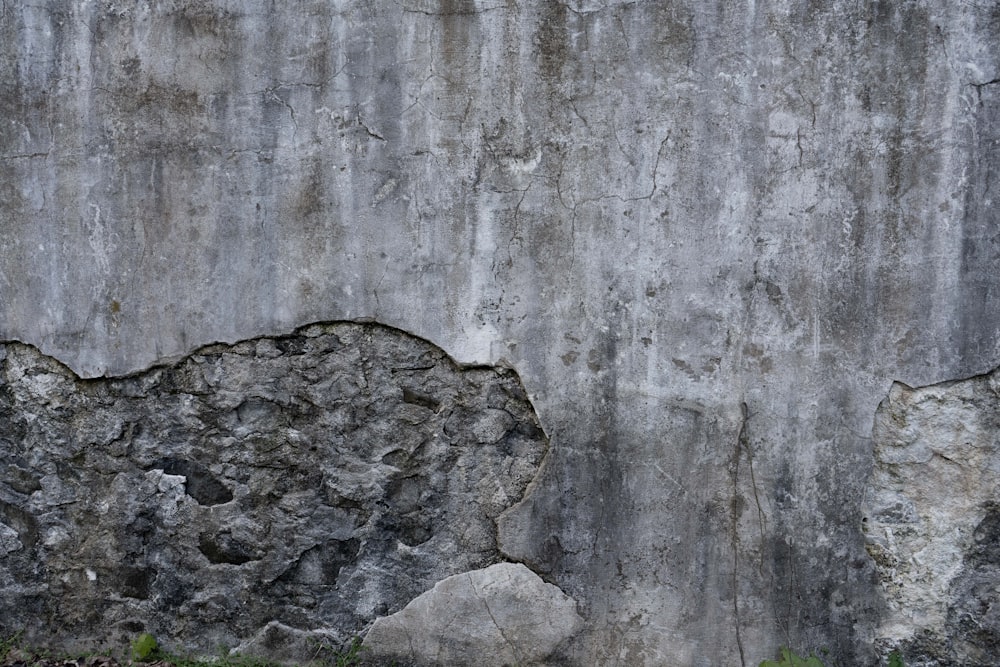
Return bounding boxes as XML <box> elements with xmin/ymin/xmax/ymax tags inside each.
<box><xmin>1</xmin><ymin>1</ymin><xmax>998</xmax><ymax>664</ymax></box>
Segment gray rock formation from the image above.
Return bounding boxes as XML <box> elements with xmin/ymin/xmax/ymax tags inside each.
<box><xmin>1</xmin><ymin>0</ymin><xmax>999</xmax><ymax>665</ymax></box>
<box><xmin>865</xmin><ymin>373</ymin><xmax>1000</xmax><ymax>666</ymax></box>
<box><xmin>363</xmin><ymin>562</ymin><xmax>583</xmax><ymax>666</ymax></box>
<box><xmin>0</xmin><ymin>323</ymin><xmax>549</xmax><ymax>656</ymax></box>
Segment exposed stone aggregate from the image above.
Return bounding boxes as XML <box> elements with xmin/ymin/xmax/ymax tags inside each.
<box><xmin>0</xmin><ymin>323</ymin><xmax>549</xmax><ymax>658</ymax></box>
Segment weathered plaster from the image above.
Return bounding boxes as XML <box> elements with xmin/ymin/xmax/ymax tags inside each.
<box><xmin>865</xmin><ymin>372</ymin><xmax>1000</xmax><ymax>666</ymax></box>
<box><xmin>1</xmin><ymin>1</ymin><xmax>998</xmax><ymax>664</ymax></box>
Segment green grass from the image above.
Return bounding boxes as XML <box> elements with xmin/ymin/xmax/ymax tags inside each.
<box><xmin>0</xmin><ymin>632</ymin><xmax>23</xmax><ymax>663</ymax></box>
<box><xmin>131</xmin><ymin>634</ymin><xmax>159</xmax><ymax>662</ymax></box>
<box><xmin>332</xmin><ymin>637</ymin><xmax>364</xmax><ymax>667</ymax></box>
<box><xmin>757</xmin><ymin>646</ymin><xmax>907</xmax><ymax>667</ymax></box>
<box><xmin>155</xmin><ymin>653</ymin><xmax>283</xmax><ymax>667</ymax></box>
<box><xmin>759</xmin><ymin>647</ymin><xmax>825</xmax><ymax>667</ymax></box>
<box><xmin>0</xmin><ymin>632</ymin><xmax>369</xmax><ymax>667</ymax></box>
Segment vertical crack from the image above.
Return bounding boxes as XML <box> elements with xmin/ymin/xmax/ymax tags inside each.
<box><xmin>731</xmin><ymin>401</ymin><xmax>749</xmax><ymax>667</ymax></box>
<box><xmin>743</xmin><ymin>402</ymin><xmax>767</xmax><ymax>568</ymax></box>
<box><xmin>468</xmin><ymin>573</ymin><xmax>525</xmax><ymax>666</ymax></box>
<box><xmin>503</xmin><ymin>184</ymin><xmax>531</xmax><ymax>274</ymax></box>
<box><xmin>372</xmin><ymin>257</ymin><xmax>390</xmax><ymax>318</ymax></box>
<box><xmin>265</xmin><ymin>87</ymin><xmax>297</xmax><ymax>137</ymax></box>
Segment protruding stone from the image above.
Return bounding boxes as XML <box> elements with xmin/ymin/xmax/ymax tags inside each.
<box><xmin>363</xmin><ymin>563</ymin><xmax>583</xmax><ymax>666</ymax></box>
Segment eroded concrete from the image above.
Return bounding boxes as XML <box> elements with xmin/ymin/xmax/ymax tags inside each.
<box><xmin>0</xmin><ymin>323</ymin><xmax>547</xmax><ymax>656</ymax></box>
<box><xmin>1</xmin><ymin>1</ymin><xmax>999</xmax><ymax>664</ymax></box>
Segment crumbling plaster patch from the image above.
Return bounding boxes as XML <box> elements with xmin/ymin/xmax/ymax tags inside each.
<box><xmin>0</xmin><ymin>321</ymin><xmax>555</xmax><ymax>658</ymax></box>
<box><xmin>865</xmin><ymin>371</ymin><xmax>1000</xmax><ymax>665</ymax></box>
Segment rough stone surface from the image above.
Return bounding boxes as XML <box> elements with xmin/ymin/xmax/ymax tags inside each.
<box><xmin>363</xmin><ymin>562</ymin><xmax>583</xmax><ymax>667</ymax></box>
<box><xmin>1</xmin><ymin>1</ymin><xmax>999</xmax><ymax>665</ymax></box>
<box><xmin>230</xmin><ymin>622</ymin><xmax>339</xmax><ymax>665</ymax></box>
<box><xmin>865</xmin><ymin>373</ymin><xmax>1000</xmax><ymax>666</ymax></box>
<box><xmin>0</xmin><ymin>323</ymin><xmax>548</xmax><ymax>656</ymax></box>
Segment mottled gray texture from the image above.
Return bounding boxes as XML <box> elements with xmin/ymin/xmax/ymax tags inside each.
<box><xmin>363</xmin><ymin>562</ymin><xmax>583</xmax><ymax>666</ymax></box>
<box><xmin>0</xmin><ymin>323</ymin><xmax>548</xmax><ymax>657</ymax></box>
<box><xmin>865</xmin><ymin>373</ymin><xmax>1000</xmax><ymax>666</ymax></box>
<box><xmin>1</xmin><ymin>0</ymin><xmax>999</xmax><ymax>665</ymax></box>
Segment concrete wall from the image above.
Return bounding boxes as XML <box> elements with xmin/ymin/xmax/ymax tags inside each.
<box><xmin>2</xmin><ymin>1</ymin><xmax>998</xmax><ymax>664</ymax></box>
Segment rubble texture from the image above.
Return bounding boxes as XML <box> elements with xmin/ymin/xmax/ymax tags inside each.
<box><xmin>0</xmin><ymin>323</ymin><xmax>550</xmax><ymax>656</ymax></box>
<box><xmin>865</xmin><ymin>374</ymin><xmax>1000</xmax><ymax>666</ymax></box>
<box><xmin>1</xmin><ymin>0</ymin><xmax>999</xmax><ymax>665</ymax></box>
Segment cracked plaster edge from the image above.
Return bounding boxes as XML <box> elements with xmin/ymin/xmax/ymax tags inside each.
<box><xmin>0</xmin><ymin>316</ymin><xmax>556</xmax><ymax>538</ymax></box>
<box><xmin>0</xmin><ymin>318</ymin><xmax>524</xmax><ymax>383</ymax></box>
<box><xmin>882</xmin><ymin>364</ymin><xmax>1000</xmax><ymax>397</ymax></box>
<box><xmin>0</xmin><ymin>318</ymin><xmax>563</xmax><ymax>651</ymax></box>
<box><xmin>0</xmin><ymin>316</ymin><xmax>556</xmax><ymax>508</ymax></box>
